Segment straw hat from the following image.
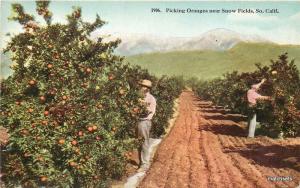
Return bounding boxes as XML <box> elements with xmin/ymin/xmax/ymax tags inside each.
<box><xmin>139</xmin><ymin>79</ymin><xmax>152</xmax><ymax>88</ymax></box>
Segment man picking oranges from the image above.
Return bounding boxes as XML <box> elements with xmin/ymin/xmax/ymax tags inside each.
<box><xmin>137</xmin><ymin>79</ymin><xmax>157</xmax><ymax>172</ymax></box>
<box><xmin>247</xmin><ymin>78</ymin><xmax>272</xmax><ymax>138</ymax></box>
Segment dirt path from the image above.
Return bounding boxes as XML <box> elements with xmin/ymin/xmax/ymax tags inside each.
<box><xmin>139</xmin><ymin>91</ymin><xmax>300</xmax><ymax>188</ymax></box>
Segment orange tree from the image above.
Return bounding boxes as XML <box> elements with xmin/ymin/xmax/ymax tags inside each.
<box><xmin>0</xmin><ymin>1</ymin><xmax>184</xmax><ymax>187</ymax></box>
<box><xmin>193</xmin><ymin>53</ymin><xmax>300</xmax><ymax>137</ymax></box>
<box><xmin>151</xmin><ymin>76</ymin><xmax>184</xmax><ymax>137</ymax></box>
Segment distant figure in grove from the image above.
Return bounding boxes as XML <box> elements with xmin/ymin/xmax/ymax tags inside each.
<box><xmin>137</xmin><ymin>79</ymin><xmax>157</xmax><ymax>171</ymax></box>
<box><xmin>247</xmin><ymin>78</ymin><xmax>271</xmax><ymax>138</ymax></box>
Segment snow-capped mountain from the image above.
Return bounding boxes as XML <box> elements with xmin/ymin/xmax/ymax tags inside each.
<box><xmin>176</xmin><ymin>28</ymin><xmax>269</xmax><ymax>51</ymax></box>
<box><xmin>92</xmin><ymin>33</ymin><xmax>190</xmax><ymax>56</ymax></box>
<box><xmin>93</xmin><ymin>28</ymin><xmax>270</xmax><ymax>56</ymax></box>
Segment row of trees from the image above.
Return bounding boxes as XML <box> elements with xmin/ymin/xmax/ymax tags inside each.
<box><xmin>190</xmin><ymin>53</ymin><xmax>300</xmax><ymax>137</ymax></box>
<box><xmin>0</xmin><ymin>1</ymin><xmax>184</xmax><ymax>187</ymax></box>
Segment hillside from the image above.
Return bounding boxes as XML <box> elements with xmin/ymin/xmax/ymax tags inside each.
<box><xmin>126</xmin><ymin>42</ymin><xmax>300</xmax><ymax>80</ymax></box>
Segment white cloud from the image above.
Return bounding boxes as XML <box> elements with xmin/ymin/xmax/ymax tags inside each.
<box><xmin>227</xmin><ymin>12</ymin><xmax>279</xmax><ymax>22</ymax></box>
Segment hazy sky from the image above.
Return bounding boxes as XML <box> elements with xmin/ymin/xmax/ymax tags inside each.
<box><xmin>1</xmin><ymin>0</ymin><xmax>300</xmax><ymax>49</ymax></box>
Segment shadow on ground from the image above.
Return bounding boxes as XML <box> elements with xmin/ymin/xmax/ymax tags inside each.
<box><xmin>198</xmin><ymin>122</ymin><xmax>300</xmax><ymax>171</ymax></box>
<box><xmin>224</xmin><ymin>143</ymin><xmax>300</xmax><ymax>171</ymax></box>
<box><xmin>195</xmin><ymin>97</ymin><xmax>300</xmax><ymax>172</ymax></box>
<box><xmin>202</xmin><ymin>114</ymin><xmax>247</xmax><ymax>123</ymax></box>
<box><xmin>198</xmin><ymin>123</ymin><xmax>246</xmax><ymax>137</ymax></box>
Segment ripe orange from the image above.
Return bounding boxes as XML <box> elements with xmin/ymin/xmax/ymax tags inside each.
<box><xmin>40</xmin><ymin>176</ymin><xmax>47</xmax><ymax>182</ymax></box>
<box><xmin>71</xmin><ymin>140</ymin><xmax>77</xmax><ymax>145</ymax></box>
<box><xmin>44</xmin><ymin>111</ymin><xmax>49</xmax><ymax>116</ymax></box>
<box><xmin>62</xmin><ymin>95</ymin><xmax>67</xmax><ymax>100</ymax></box>
<box><xmin>86</xmin><ymin>68</ymin><xmax>92</xmax><ymax>73</ymax></box>
<box><xmin>47</xmin><ymin>64</ymin><xmax>53</xmax><ymax>68</ymax></box>
<box><xmin>87</xmin><ymin>126</ymin><xmax>93</xmax><ymax>132</ymax></box>
<box><xmin>133</xmin><ymin>107</ymin><xmax>139</xmax><ymax>113</ymax></box>
<box><xmin>58</xmin><ymin>139</ymin><xmax>65</xmax><ymax>145</ymax></box>
<box><xmin>76</xmin><ymin>165</ymin><xmax>81</xmax><ymax>170</ymax></box>
<box><xmin>69</xmin><ymin>161</ymin><xmax>77</xmax><ymax>167</ymax></box>
<box><xmin>78</xmin><ymin>131</ymin><xmax>83</xmax><ymax>136</ymax></box>
<box><xmin>119</xmin><ymin>89</ymin><xmax>125</xmax><ymax>95</ymax></box>
<box><xmin>92</xmin><ymin>125</ymin><xmax>97</xmax><ymax>130</ymax></box>
<box><xmin>29</xmin><ymin>80</ymin><xmax>36</xmax><ymax>85</ymax></box>
<box><xmin>40</xmin><ymin>96</ymin><xmax>46</xmax><ymax>102</ymax></box>
<box><xmin>108</xmin><ymin>75</ymin><xmax>114</xmax><ymax>80</ymax></box>
<box><xmin>28</xmin><ymin>108</ymin><xmax>34</xmax><ymax>113</ymax></box>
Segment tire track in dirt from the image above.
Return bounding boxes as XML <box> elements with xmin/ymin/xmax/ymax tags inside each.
<box><xmin>139</xmin><ymin>91</ymin><xmax>300</xmax><ymax>188</ymax></box>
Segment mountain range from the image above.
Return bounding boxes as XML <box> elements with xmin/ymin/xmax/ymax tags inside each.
<box><xmin>0</xmin><ymin>28</ymin><xmax>280</xmax><ymax>79</ymax></box>
<box><xmin>101</xmin><ymin>28</ymin><xmax>271</xmax><ymax>56</ymax></box>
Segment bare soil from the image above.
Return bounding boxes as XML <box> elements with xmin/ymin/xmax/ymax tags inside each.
<box><xmin>139</xmin><ymin>91</ymin><xmax>300</xmax><ymax>188</ymax></box>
